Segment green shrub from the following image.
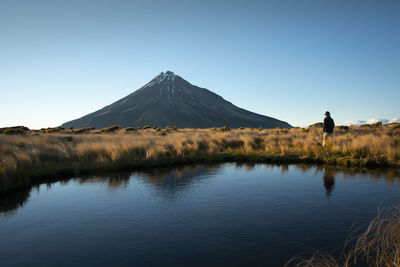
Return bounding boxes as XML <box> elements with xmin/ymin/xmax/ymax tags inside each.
<box><xmin>336</xmin><ymin>125</ymin><xmax>349</xmax><ymax>131</ymax></box>
<box><xmin>389</xmin><ymin>123</ymin><xmax>400</xmax><ymax>130</ymax></box>
<box><xmin>371</xmin><ymin>121</ymin><xmax>383</xmax><ymax>128</ymax></box>
<box><xmin>218</xmin><ymin>126</ymin><xmax>231</xmax><ymax>132</ymax></box>
<box><xmin>72</xmin><ymin>127</ymin><xmax>94</xmax><ymax>134</ymax></box>
<box><xmin>157</xmin><ymin>131</ymin><xmax>167</xmax><ymax>136</ymax></box>
<box><xmin>73</xmin><ymin>129</ymin><xmax>85</xmax><ymax>134</ymax></box>
<box><xmin>125</xmin><ymin>127</ymin><xmax>138</xmax><ymax>132</ymax></box>
<box><xmin>63</xmin><ymin>136</ymin><xmax>73</xmax><ymax>142</ymax></box>
<box><xmin>41</xmin><ymin>127</ymin><xmax>65</xmax><ymax>133</ymax></box>
<box><xmin>0</xmin><ymin>126</ymin><xmax>30</xmax><ymax>135</ymax></box>
<box><xmin>3</xmin><ymin>128</ymin><xmax>27</xmax><ymax>135</ymax></box>
<box><xmin>308</xmin><ymin>122</ymin><xmax>323</xmax><ymax>128</ymax></box>
<box><xmin>100</xmin><ymin>125</ymin><xmax>121</xmax><ymax>133</ymax></box>
<box><xmin>360</xmin><ymin>124</ymin><xmax>372</xmax><ymax>128</ymax></box>
<box><xmin>165</xmin><ymin>126</ymin><xmax>177</xmax><ymax>131</ymax></box>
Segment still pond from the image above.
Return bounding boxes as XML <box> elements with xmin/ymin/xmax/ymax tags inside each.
<box><xmin>1</xmin><ymin>163</ymin><xmax>400</xmax><ymax>266</ymax></box>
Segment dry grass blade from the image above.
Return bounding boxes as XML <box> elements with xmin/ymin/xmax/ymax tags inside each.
<box><xmin>286</xmin><ymin>205</ymin><xmax>400</xmax><ymax>267</ymax></box>
<box><xmin>345</xmin><ymin>205</ymin><xmax>400</xmax><ymax>267</ymax></box>
<box><xmin>284</xmin><ymin>250</ymin><xmax>341</xmax><ymax>267</ymax></box>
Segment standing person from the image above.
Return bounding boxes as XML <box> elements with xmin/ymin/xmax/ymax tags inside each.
<box><xmin>323</xmin><ymin>111</ymin><xmax>334</xmax><ymax>147</ymax></box>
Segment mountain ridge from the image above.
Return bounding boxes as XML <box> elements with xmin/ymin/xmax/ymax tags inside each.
<box><xmin>61</xmin><ymin>71</ymin><xmax>291</xmax><ymax>129</ymax></box>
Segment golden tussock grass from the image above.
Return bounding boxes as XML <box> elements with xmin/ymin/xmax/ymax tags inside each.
<box><xmin>0</xmin><ymin>124</ymin><xmax>399</xmax><ymax>195</ymax></box>
<box><xmin>285</xmin><ymin>205</ymin><xmax>400</xmax><ymax>267</ymax></box>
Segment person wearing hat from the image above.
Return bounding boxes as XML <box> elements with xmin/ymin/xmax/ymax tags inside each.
<box><xmin>323</xmin><ymin>111</ymin><xmax>335</xmax><ymax>146</ymax></box>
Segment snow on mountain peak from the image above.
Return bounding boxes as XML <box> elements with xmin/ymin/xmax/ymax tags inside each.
<box><xmin>142</xmin><ymin>71</ymin><xmax>177</xmax><ymax>89</ymax></box>
<box><xmin>156</xmin><ymin>71</ymin><xmax>176</xmax><ymax>83</ymax></box>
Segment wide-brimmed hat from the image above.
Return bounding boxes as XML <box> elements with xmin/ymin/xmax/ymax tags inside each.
<box><xmin>325</xmin><ymin>111</ymin><xmax>330</xmax><ymax>116</ymax></box>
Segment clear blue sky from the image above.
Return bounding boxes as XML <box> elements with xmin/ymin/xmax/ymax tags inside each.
<box><xmin>1</xmin><ymin>0</ymin><xmax>399</xmax><ymax>129</ymax></box>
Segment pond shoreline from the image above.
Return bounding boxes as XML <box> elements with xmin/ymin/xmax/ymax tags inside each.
<box><xmin>1</xmin><ymin>153</ymin><xmax>399</xmax><ymax>197</ymax></box>
<box><xmin>1</xmin><ymin>125</ymin><xmax>399</xmax><ymax>196</ymax></box>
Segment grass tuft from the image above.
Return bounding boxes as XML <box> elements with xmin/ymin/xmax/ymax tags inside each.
<box><xmin>285</xmin><ymin>205</ymin><xmax>400</xmax><ymax>267</ymax></box>
<box><xmin>0</xmin><ymin>125</ymin><xmax>399</xmax><ymax>195</ymax></box>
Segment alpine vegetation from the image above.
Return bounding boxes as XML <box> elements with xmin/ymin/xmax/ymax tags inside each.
<box><xmin>1</xmin><ymin>123</ymin><xmax>399</xmax><ymax>195</ymax></box>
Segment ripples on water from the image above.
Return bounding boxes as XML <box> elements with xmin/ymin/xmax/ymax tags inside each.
<box><xmin>1</xmin><ymin>164</ymin><xmax>400</xmax><ymax>266</ymax></box>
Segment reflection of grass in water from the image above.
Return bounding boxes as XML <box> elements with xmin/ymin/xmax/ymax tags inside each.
<box><xmin>0</xmin><ymin>188</ymin><xmax>31</xmax><ymax>218</ymax></box>
<box><xmin>285</xmin><ymin>205</ymin><xmax>400</xmax><ymax>267</ymax></box>
<box><xmin>0</xmin><ymin>124</ymin><xmax>399</xmax><ymax>195</ymax></box>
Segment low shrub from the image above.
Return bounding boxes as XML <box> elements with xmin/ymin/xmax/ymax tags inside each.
<box><xmin>360</xmin><ymin>124</ymin><xmax>372</xmax><ymax>128</ymax></box>
<box><xmin>73</xmin><ymin>129</ymin><xmax>85</xmax><ymax>134</ymax></box>
<box><xmin>157</xmin><ymin>130</ymin><xmax>167</xmax><ymax>136</ymax></box>
<box><xmin>308</xmin><ymin>122</ymin><xmax>323</xmax><ymax>128</ymax></box>
<box><xmin>0</xmin><ymin>126</ymin><xmax>30</xmax><ymax>135</ymax></box>
<box><xmin>73</xmin><ymin>127</ymin><xmax>95</xmax><ymax>134</ymax></box>
<box><xmin>336</xmin><ymin>126</ymin><xmax>349</xmax><ymax>131</ymax></box>
<box><xmin>165</xmin><ymin>126</ymin><xmax>177</xmax><ymax>131</ymax></box>
<box><xmin>63</xmin><ymin>136</ymin><xmax>73</xmax><ymax>142</ymax></box>
<box><xmin>125</xmin><ymin>127</ymin><xmax>138</xmax><ymax>131</ymax></box>
<box><xmin>100</xmin><ymin>125</ymin><xmax>121</xmax><ymax>133</ymax></box>
<box><xmin>41</xmin><ymin>127</ymin><xmax>65</xmax><ymax>133</ymax></box>
<box><xmin>389</xmin><ymin>123</ymin><xmax>400</xmax><ymax>129</ymax></box>
<box><xmin>218</xmin><ymin>126</ymin><xmax>231</xmax><ymax>132</ymax></box>
<box><xmin>371</xmin><ymin>121</ymin><xmax>383</xmax><ymax>128</ymax></box>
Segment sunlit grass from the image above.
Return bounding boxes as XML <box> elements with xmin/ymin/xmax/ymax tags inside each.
<box><xmin>0</xmin><ymin>124</ymin><xmax>399</xmax><ymax>195</ymax></box>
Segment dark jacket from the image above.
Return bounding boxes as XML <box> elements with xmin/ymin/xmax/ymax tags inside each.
<box><xmin>323</xmin><ymin>116</ymin><xmax>335</xmax><ymax>133</ymax></box>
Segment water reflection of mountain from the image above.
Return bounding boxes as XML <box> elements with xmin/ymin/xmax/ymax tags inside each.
<box><xmin>0</xmin><ymin>165</ymin><xmax>223</xmax><ymax>216</ymax></box>
<box><xmin>1</xmin><ymin>164</ymin><xmax>400</xmax><ymax>216</ymax></box>
<box><xmin>136</xmin><ymin>164</ymin><xmax>222</xmax><ymax>201</ymax></box>
<box><xmin>76</xmin><ymin>164</ymin><xmax>222</xmax><ymax>193</ymax></box>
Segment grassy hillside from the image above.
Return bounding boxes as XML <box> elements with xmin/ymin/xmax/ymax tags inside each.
<box><xmin>1</xmin><ymin>123</ymin><xmax>399</xmax><ymax>195</ymax></box>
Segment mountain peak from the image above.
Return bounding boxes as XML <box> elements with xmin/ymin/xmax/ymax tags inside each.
<box><xmin>142</xmin><ymin>71</ymin><xmax>179</xmax><ymax>89</ymax></box>
<box><xmin>62</xmin><ymin>71</ymin><xmax>292</xmax><ymax>129</ymax></box>
<box><xmin>156</xmin><ymin>71</ymin><xmax>176</xmax><ymax>83</ymax></box>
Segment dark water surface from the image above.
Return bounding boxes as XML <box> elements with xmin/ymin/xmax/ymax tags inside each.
<box><xmin>1</xmin><ymin>164</ymin><xmax>400</xmax><ymax>266</ymax></box>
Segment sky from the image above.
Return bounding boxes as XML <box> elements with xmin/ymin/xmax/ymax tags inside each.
<box><xmin>1</xmin><ymin>0</ymin><xmax>399</xmax><ymax>129</ymax></box>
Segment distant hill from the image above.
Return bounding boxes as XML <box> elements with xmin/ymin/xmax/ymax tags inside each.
<box><xmin>61</xmin><ymin>71</ymin><xmax>291</xmax><ymax>129</ymax></box>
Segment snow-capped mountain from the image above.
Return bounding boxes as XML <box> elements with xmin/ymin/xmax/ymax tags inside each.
<box><xmin>61</xmin><ymin>71</ymin><xmax>291</xmax><ymax>129</ymax></box>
